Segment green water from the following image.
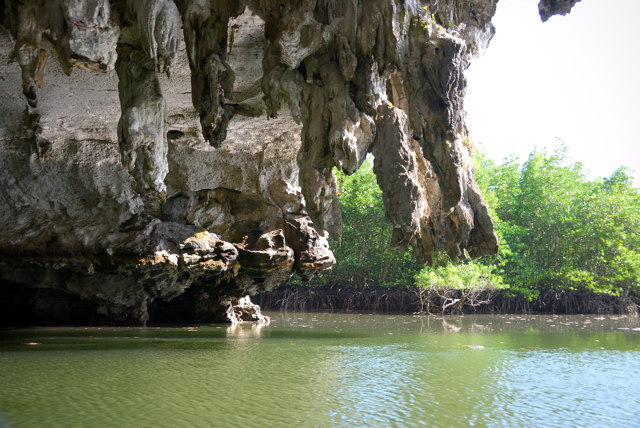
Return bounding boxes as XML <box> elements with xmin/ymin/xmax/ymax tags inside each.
<box><xmin>1</xmin><ymin>313</ymin><xmax>639</xmax><ymax>428</ymax></box>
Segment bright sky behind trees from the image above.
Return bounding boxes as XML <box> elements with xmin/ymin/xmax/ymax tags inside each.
<box><xmin>466</xmin><ymin>0</ymin><xmax>640</xmax><ymax>187</ymax></box>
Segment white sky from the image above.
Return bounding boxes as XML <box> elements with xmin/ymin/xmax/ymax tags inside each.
<box><xmin>465</xmin><ymin>0</ymin><xmax>640</xmax><ymax>187</ymax></box>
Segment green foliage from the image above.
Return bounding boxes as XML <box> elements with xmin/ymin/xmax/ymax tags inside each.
<box><xmin>315</xmin><ymin>158</ymin><xmax>421</xmax><ymax>288</ymax></box>
<box><xmin>415</xmin><ymin>258</ymin><xmax>507</xmax><ymax>291</ymax></box>
<box><xmin>417</xmin><ymin>6</ymin><xmax>455</xmax><ymax>31</ymax></box>
<box><xmin>305</xmin><ymin>145</ymin><xmax>640</xmax><ymax>299</ymax></box>
<box><xmin>477</xmin><ymin>145</ymin><xmax>640</xmax><ymax>298</ymax></box>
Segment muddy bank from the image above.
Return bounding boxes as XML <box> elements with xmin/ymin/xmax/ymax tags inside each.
<box><xmin>254</xmin><ymin>284</ymin><xmax>640</xmax><ymax>316</ymax></box>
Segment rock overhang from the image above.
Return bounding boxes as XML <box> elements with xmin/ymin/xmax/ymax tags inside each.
<box><xmin>0</xmin><ymin>0</ymin><xmax>579</xmax><ymax>325</ymax></box>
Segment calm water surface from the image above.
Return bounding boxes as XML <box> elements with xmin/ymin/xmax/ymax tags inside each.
<box><xmin>1</xmin><ymin>313</ymin><xmax>639</xmax><ymax>427</ymax></box>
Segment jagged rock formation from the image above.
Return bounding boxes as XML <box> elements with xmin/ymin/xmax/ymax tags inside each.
<box><xmin>539</xmin><ymin>0</ymin><xmax>582</xmax><ymax>22</ymax></box>
<box><xmin>0</xmin><ymin>1</ymin><xmax>578</xmax><ymax>326</ymax></box>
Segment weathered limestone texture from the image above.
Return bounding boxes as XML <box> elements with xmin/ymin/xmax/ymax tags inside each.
<box><xmin>0</xmin><ymin>1</ymin><xmax>574</xmax><ymax>325</ymax></box>
<box><xmin>538</xmin><ymin>0</ymin><xmax>582</xmax><ymax>22</ymax></box>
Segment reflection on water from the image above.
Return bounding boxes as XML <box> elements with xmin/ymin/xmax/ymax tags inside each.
<box><xmin>1</xmin><ymin>313</ymin><xmax>639</xmax><ymax>427</ymax></box>
<box><xmin>225</xmin><ymin>322</ymin><xmax>266</xmax><ymax>340</ymax></box>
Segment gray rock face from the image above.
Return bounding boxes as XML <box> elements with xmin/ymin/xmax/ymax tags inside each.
<box><xmin>539</xmin><ymin>0</ymin><xmax>582</xmax><ymax>22</ymax></box>
<box><xmin>0</xmin><ymin>1</ymin><xmax>572</xmax><ymax>325</ymax></box>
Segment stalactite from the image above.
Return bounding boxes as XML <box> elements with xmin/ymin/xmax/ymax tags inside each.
<box><xmin>115</xmin><ymin>44</ymin><xmax>168</xmax><ymax>194</ymax></box>
<box><xmin>0</xmin><ymin>0</ymin><xmax>582</xmax><ymax>324</ymax></box>
<box><xmin>182</xmin><ymin>0</ymin><xmax>242</xmax><ymax>146</ymax></box>
<box><xmin>9</xmin><ymin>0</ymin><xmax>48</xmax><ymax>108</ymax></box>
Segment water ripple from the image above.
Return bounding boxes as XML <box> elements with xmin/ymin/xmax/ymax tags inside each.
<box><xmin>1</xmin><ymin>314</ymin><xmax>639</xmax><ymax>427</ymax></box>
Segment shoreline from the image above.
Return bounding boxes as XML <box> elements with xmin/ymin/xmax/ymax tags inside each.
<box><xmin>254</xmin><ymin>284</ymin><xmax>640</xmax><ymax>316</ymax></box>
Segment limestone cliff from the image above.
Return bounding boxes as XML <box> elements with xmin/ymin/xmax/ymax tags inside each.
<box><xmin>0</xmin><ymin>1</ymin><xmax>578</xmax><ymax>325</ymax></box>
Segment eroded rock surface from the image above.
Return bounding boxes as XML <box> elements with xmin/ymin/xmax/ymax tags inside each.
<box><xmin>539</xmin><ymin>0</ymin><xmax>582</xmax><ymax>22</ymax></box>
<box><xmin>0</xmin><ymin>1</ymin><xmax>573</xmax><ymax>325</ymax></box>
